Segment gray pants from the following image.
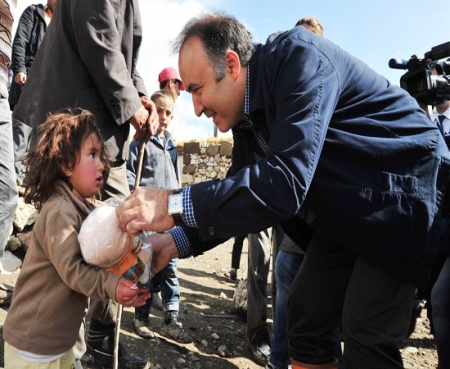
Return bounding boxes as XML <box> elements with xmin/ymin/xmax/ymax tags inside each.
<box><xmin>12</xmin><ymin>107</ymin><xmax>31</xmax><ymax>181</ymax></box>
<box><xmin>0</xmin><ymin>98</ymin><xmax>18</xmax><ymax>260</ymax></box>
<box><xmin>246</xmin><ymin>228</ymin><xmax>272</xmax><ymax>342</ymax></box>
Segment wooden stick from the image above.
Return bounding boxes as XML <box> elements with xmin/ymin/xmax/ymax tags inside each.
<box><xmin>114</xmin><ymin>139</ymin><xmax>147</xmax><ymax>369</ymax></box>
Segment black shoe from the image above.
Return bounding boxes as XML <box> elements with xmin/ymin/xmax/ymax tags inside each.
<box><xmin>86</xmin><ymin>333</ymin><xmax>150</xmax><ymax>369</ymax></box>
<box><xmin>248</xmin><ymin>329</ymin><xmax>271</xmax><ymax>366</ymax></box>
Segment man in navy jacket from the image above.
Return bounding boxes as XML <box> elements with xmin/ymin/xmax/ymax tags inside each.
<box><xmin>116</xmin><ymin>12</ymin><xmax>450</xmax><ymax>368</ymax></box>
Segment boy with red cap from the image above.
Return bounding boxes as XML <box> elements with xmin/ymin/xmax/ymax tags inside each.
<box><xmin>158</xmin><ymin>66</ymin><xmax>185</xmax><ymax>102</ymax></box>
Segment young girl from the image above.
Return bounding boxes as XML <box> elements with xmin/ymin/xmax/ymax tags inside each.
<box><xmin>3</xmin><ymin>110</ymin><xmax>149</xmax><ymax>369</ymax></box>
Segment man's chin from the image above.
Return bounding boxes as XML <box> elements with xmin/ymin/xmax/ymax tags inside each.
<box><xmin>216</xmin><ymin>120</ymin><xmax>237</xmax><ymax>133</ymax></box>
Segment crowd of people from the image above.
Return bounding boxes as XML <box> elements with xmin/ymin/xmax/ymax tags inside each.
<box><xmin>0</xmin><ymin>2</ymin><xmax>449</xmax><ymax>369</ymax></box>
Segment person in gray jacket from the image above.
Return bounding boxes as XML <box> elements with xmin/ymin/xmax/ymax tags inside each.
<box><xmin>13</xmin><ymin>0</ymin><xmax>157</xmax><ymax>368</ymax></box>
<box><xmin>9</xmin><ymin>0</ymin><xmax>55</xmax><ymax>184</ymax></box>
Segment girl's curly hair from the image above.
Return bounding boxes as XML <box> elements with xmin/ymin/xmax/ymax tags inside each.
<box><xmin>23</xmin><ymin>109</ymin><xmax>110</xmax><ymax>210</ymax></box>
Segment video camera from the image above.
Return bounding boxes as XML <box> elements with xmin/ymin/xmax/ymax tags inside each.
<box><xmin>389</xmin><ymin>42</ymin><xmax>450</xmax><ymax>106</ymax></box>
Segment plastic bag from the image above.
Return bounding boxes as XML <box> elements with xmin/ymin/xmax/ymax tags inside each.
<box><xmin>78</xmin><ymin>202</ymin><xmax>153</xmax><ymax>284</ymax></box>
<box><xmin>78</xmin><ymin>204</ymin><xmax>132</xmax><ymax>268</ymax></box>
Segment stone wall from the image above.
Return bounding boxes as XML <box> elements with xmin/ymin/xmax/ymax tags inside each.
<box><xmin>180</xmin><ymin>140</ymin><xmax>233</xmax><ymax>187</ymax></box>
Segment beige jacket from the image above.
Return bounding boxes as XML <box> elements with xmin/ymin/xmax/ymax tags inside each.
<box><xmin>3</xmin><ymin>181</ymin><xmax>121</xmax><ymax>355</ymax></box>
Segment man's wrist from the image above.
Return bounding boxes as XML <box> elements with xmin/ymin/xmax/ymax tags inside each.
<box><xmin>168</xmin><ymin>189</ymin><xmax>184</xmax><ymax>226</ymax></box>
<box><xmin>169</xmin><ymin>227</ymin><xmax>192</xmax><ymax>258</ymax></box>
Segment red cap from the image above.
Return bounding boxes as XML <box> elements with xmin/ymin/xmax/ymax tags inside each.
<box><xmin>158</xmin><ymin>67</ymin><xmax>185</xmax><ymax>90</ymax></box>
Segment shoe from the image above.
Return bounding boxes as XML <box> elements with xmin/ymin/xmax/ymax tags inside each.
<box><xmin>151</xmin><ymin>292</ymin><xmax>163</xmax><ymax>311</ymax></box>
<box><xmin>248</xmin><ymin>329</ymin><xmax>271</xmax><ymax>366</ymax></box>
<box><xmin>225</xmin><ymin>268</ymin><xmax>237</xmax><ymax>281</ymax></box>
<box><xmin>134</xmin><ymin>317</ymin><xmax>155</xmax><ymax>339</ymax></box>
<box><xmin>0</xmin><ymin>283</ymin><xmax>13</xmax><ymax>306</ymax></box>
<box><xmin>86</xmin><ymin>333</ymin><xmax>150</xmax><ymax>369</ymax></box>
<box><xmin>160</xmin><ymin>311</ymin><xmax>192</xmax><ymax>343</ymax></box>
<box><xmin>160</xmin><ymin>320</ymin><xmax>192</xmax><ymax>343</ymax></box>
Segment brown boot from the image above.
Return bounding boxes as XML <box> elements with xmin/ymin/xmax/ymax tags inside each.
<box><xmin>291</xmin><ymin>359</ymin><xmax>338</xmax><ymax>369</ymax></box>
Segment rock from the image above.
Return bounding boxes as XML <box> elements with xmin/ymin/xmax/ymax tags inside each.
<box><xmin>211</xmin><ymin>333</ymin><xmax>220</xmax><ymax>340</ymax></box>
<box><xmin>403</xmin><ymin>346</ymin><xmax>419</xmax><ymax>354</ymax></box>
<box><xmin>219</xmin><ymin>292</ymin><xmax>227</xmax><ymax>299</ymax></box>
<box><xmin>217</xmin><ymin>345</ymin><xmax>228</xmax><ymax>357</ymax></box>
<box><xmin>6</xmin><ymin>236</ymin><xmax>22</xmax><ymax>251</ymax></box>
<box><xmin>17</xmin><ymin>231</ymin><xmax>33</xmax><ymax>253</ymax></box>
<box><xmin>13</xmin><ymin>197</ymin><xmax>39</xmax><ymax>232</ymax></box>
<box><xmin>0</xmin><ymin>250</ymin><xmax>22</xmax><ymax>274</ymax></box>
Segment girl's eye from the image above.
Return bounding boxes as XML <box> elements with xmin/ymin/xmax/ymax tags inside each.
<box><xmin>89</xmin><ymin>152</ymin><xmax>95</xmax><ymax>158</ymax></box>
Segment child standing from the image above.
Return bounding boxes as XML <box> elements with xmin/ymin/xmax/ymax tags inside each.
<box><xmin>126</xmin><ymin>90</ymin><xmax>191</xmax><ymax>343</ymax></box>
<box><xmin>3</xmin><ymin>110</ymin><xmax>149</xmax><ymax>369</ymax></box>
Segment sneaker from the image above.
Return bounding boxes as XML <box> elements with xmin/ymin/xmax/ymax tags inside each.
<box><xmin>134</xmin><ymin>317</ymin><xmax>155</xmax><ymax>339</ymax></box>
<box><xmin>151</xmin><ymin>292</ymin><xmax>163</xmax><ymax>311</ymax></box>
<box><xmin>248</xmin><ymin>329</ymin><xmax>271</xmax><ymax>366</ymax></box>
<box><xmin>160</xmin><ymin>320</ymin><xmax>192</xmax><ymax>343</ymax></box>
<box><xmin>225</xmin><ymin>268</ymin><xmax>237</xmax><ymax>281</ymax></box>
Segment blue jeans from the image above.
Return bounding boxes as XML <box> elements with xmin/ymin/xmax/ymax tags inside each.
<box><xmin>431</xmin><ymin>256</ymin><xmax>450</xmax><ymax>369</ymax></box>
<box><xmin>0</xmin><ymin>98</ymin><xmax>18</xmax><ymax>259</ymax></box>
<box><xmin>270</xmin><ymin>250</ymin><xmax>344</xmax><ymax>369</ymax></box>
<box><xmin>135</xmin><ymin>258</ymin><xmax>180</xmax><ymax>318</ymax></box>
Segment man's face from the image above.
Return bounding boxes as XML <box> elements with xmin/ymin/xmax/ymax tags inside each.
<box><xmin>167</xmin><ymin>79</ymin><xmax>181</xmax><ymax>102</ymax></box>
<box><xmin>178</xmin><ymin>36</ymin><xmax>246</xmax><ymax>133</ymax></box>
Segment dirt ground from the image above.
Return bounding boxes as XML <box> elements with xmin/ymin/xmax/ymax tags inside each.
<box><xmin>0</xmin><ymin>238</ymin><xmax>440</xmax><ymax>369</ymax></box>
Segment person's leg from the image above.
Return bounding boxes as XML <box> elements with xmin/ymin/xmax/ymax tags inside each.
<box><xmin>159</xmin><ymin>259</ymin><xmax>192</xmax><ymax>343</ymax></box>
<box><xmin>133</xmin><ymin>280</ymin><xmax>155</xmax><ymax>339</ymax></box>
<box><xmin>227</xmin><ymin>235</ymin><xmax>246</xmax><ymax>280</ymax></box>
<box><xmin>231</xmin><ymin>235</ymin><xmax>246</xmax><ymax>269</ymax></box>
<box><xmin>431</xmin><ymin>256</ymin><xmax>450</xmax><ymax>369</ymax></box>
<box><xmin>11</xmin><ymin>107</ymin><xmax>31</xmax><ymax>183</ymax></box>
<box><xmin>247</xmin><ymin>228</ymin><xmax>272</xmax><ymax>365</ymax></box>
<box><xmin>269</xmin><ymin>250</ymin><xmax>304</xmax><ymax>369</ymax></box>
<box><xmin>288</xmin><ymin>220</ymin><xmax>357</xmax><ymax>366</ymax></box>
<box><xmin>342</xmin><ymin>257</ymin><xmax>414</xmax><ymax>368</ymax></box>
<box><xmin>0</xmin><ymin>99</ymin><xmax>18</xmax><ymax>272</ymax></box>
<box><xmin>150</xmin><ymin>272</ymin><xmax>163</xmax><ymax>310</ymax></box>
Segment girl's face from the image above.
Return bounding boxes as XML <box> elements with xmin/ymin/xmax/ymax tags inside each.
<box><xmin>65</xmin><ymin>133</ymin><xmax>105</xmax><ymax>201</ymax></box>
<box><xmin>154</xmin><ymin>96</ymin><xmax>174</xmax><ymax>133</ymax></box>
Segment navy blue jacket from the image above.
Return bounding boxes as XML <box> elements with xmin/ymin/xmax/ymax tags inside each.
<box><xmin>187</xmin><ymin>26</ymin><xmax>450</xmax><ymax>288</ymax></box>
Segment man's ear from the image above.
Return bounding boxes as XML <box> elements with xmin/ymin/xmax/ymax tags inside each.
<box><xmin>226</xmin><ymin>50</ymin><xmax>241</xmax><ymax>80</ymax></box>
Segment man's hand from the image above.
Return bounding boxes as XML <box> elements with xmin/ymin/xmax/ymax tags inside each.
<box><xmin>129</xmin><ymin>105</ymin><xmax>150</xmax><ymax>142</ymax></box>
<box><xmin>115</xmin><ymin>278</ymin><xmax>150</xmax><ymax>307</ymax></box>
<box><xmin>116</xmin><ymin>187</ymin><xmax>175</xmax><ymax>234</ymax></box>
<box><xmin>140</xmin><ymin>232</ymin><xmax>180</xmax><ymax>275</ymax></box>
<box><xmin>15</xmin><ymin>72</ymin><xmax>27</xmax><ymax>85</ymax></box>
<box><xmin>140</xmin><ymin>95</ymin><xmax>159</xmax><ymax>135</ymax></box>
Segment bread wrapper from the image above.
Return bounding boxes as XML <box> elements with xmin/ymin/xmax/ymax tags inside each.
<box><xmin>78</xmin><ymin>203</ymin><xmax>153</xmax><ymax>285</ymax></box>
<box><xmin>79</xmin><ymin>205</ymin><xmax>132</xmax><ymax>268</ymax></box>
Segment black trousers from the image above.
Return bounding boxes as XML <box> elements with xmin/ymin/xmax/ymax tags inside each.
<box><xmin>287</xmin><ymin>220</ymin><xmax>414</xmax><ymax>368</ymax></box>
<box><xmin>231</xmin><ymin>234</ymin><xmax>247</xmax><ymax>269</ymax></box>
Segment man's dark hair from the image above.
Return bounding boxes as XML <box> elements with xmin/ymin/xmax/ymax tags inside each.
<box><xmin>172</xmin><ymin>12</ymin><xmax>253</xmax><ymax>82</ymax></box>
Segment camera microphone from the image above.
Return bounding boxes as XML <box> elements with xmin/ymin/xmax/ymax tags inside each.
<box><xmin>388</xmin><ymin>58</ymin><xmax>409</xmax><ymax>70</ymax></box>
